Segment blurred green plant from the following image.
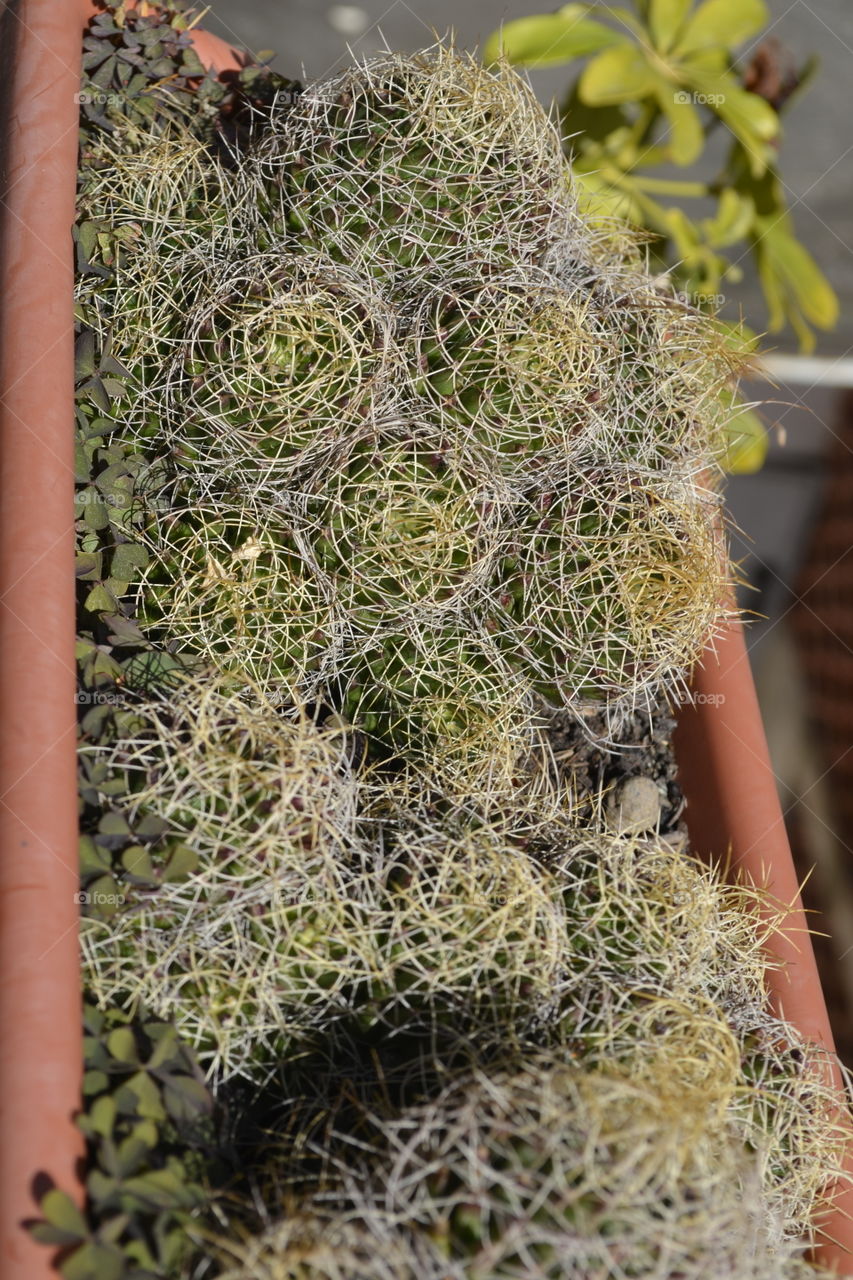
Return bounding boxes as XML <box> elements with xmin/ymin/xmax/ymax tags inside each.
<box><xmin>484</xmin><ymin>0</ymin><xmax>838</xmax><ymax>471</ymax></box>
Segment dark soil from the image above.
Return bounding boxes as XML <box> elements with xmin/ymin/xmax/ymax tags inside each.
<box><xmin>544</xmin><ymin>703</ymin><xmax>685</xmax><ymax>836</ymax></box>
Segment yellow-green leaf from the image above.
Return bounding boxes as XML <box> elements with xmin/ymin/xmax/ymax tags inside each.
<box><xmin>655</xmin><ymin>84</ymin><xmax>704</xmax><ymax>164</ymax></box>
<box><xmin>755</xmin><ymin>219</ymin><xmax>839</xmax><ymax>331</ymax></box>
<box><xmin>686</xmin><ymin>70</ymin><xmax>778</xmax><ymax>173</ymax></box>
<box><xmin>722</xmin><ymin>398</ymin><xmax>768</xmax><ymax>473</ymax></box>
<box><xmin>677</xmin><ymin>0</ymin><xmax>768</xmax><ymax>54</ymax></box>
<box><xmin>702</xmin><ymin>188</ymin><xmax>754</xmax><ymax>248</ymax></box>
<box><xmin>483</xmin><ymin>6</ymin><xmax>622</xmax><ymax>67</ymax></box>
<box><xmin>575</xmin><ymin>169</ymin><xmax>645</xmax><ymax>226</ymax></box>
<box><xmin>579</xmin><ymin>44</ymin><xmax>662</xmax><ymax>105</ymax></box>
<box><xmin>40</xmin><ymin>1188</ymin><xmax>88</xmax><ymax>1241</ymax></box>
<box><xmin>90</xmin><ymin>1094</ymin><xmax>117</xmax><ymax>1139</ymax></box>
<box><xmin>650</xmin><ymin>0</ymin><xmax>693</xmax><ymax>53</ymax></box>
<box><xmin>107</xmin><ymin>1026</ymin><xmax>139</xmax><ymax>1065</ymax></box>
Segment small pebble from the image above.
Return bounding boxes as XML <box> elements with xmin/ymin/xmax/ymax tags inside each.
<box><xmin>606</xmin><ymin>775</ymin><xmax>662</xmax><ymax>835</ymax></box>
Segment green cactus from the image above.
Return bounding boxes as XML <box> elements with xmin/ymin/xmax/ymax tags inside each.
<box><xmin>212</xmin><ymin>1053</ymin><xmax>828</xmax><ymax>1280</ymax></box>
<box><xmin>255</xmin><ymin>45</ymin><xmax>575</xmax><ymax>282</ymax></box>
<box><xmin>338</xmin><ymin>626</ymin><xmax>544</xmax><ymax>802</ymax></box>
<box><xmin>164</xmin><ymin>253</ymin><xmax>399</xmax><ymax>500</ymax></box>
<box><xmin>80</xmin><ymin>672</ymin><xmax>369</xmax><ymax>1079</ymax></box>
<box><xmin>310</xmin><ymin>427</ymin><xmax>510</xmax><ymax>628</ymax></box>
<box><xmin>486</xmin><ymin>470</ymin><xmax>725</xmax><ymax>709</ymax></box>
<box><xmin>65</xmin><ymin>19</ymin><xmax>852</xmax><ymax>1279</ymax></box>
<box><xmin>136</xmin><ymin>504</ymin><xmax>337</xmax><ymax>702</ymax></box>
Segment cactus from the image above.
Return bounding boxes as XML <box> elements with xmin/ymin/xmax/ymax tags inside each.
<box><xmin>337</xmin><ymin>626</ymin><xmax>545</xmax><ymax>802</ymax></box>
<box><xmin>210</xmin><ymin>1053</ymin><xmax>831</xmax><ymax>1280</ymax></box>
<box><xmin>80</xmin><ymin>672</ymin><xmax>368</xmax><ymax>1080</ymax></box>
<box><xmin>161</xmin><ymin>253</ymin><xmax>400</xmax><ymax>503</ymax></box>
<box><xmin>103</xmin><ymin>41</ymin><xmax>740</xmax><ymax>735</ymax></box>
<box><xmin>67</xmin><ymin>21</ymin><xmax>851</xmax><ymax>1279</ymax></box>
<box><xmin>136</xmin><ymin>502</ymin><xmax>339</xmax><ymax>702</ymax></box>
<box><xmin>254</xmin><ymin>45</ymin><xmax>576</xmax><ymax>283</ymax></box>
<box><xmin>310</xmin><ymin>426</ymin><xmax>511</xmax><ymax>629</ymax></box>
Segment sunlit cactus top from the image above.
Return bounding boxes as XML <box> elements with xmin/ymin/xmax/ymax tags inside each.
<box><xmin>101</xmin><ymin>42</ymin><xmax>746</xmax><ymax>757</ymax></box>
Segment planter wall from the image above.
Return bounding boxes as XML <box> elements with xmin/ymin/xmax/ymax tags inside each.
<box><xmin>0</xmin><ymin>3</ymin><xmax>851</xmax><ymax>1276</ymax></box>
<box><xmin>0</xmin><ymin>5</ymin><xmax>85</xmax><ymax>1279</ymax></box>
<box><xmin>0</xmin><ymin>5</ymin><xmax>242</xmax><ymax>1279</ymax></box>
<box><xmin>676</xmin><ymin>606</ymin><xmax>853</xmax><ymax>1273</ymax></box>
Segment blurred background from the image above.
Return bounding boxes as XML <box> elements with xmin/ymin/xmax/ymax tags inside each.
<box><xmin>201</xmin><ymin>0</ymin><xmax>853</xmax><ymax>1059</ymax></box>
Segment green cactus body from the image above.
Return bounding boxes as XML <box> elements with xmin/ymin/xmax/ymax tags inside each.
<box><xmin>310</xmin><ymin>429</ymin><xmax>508</xmax><ymax>628</ymax></box>
<box><xmin>167</xmin><ymin>255</ymin><xmax>398</xmax><ymax>498</ymax></box>
<box><xmin>137</xmin><ymin>506</ymin><xmax>338</xmax><ymax>701</ymax></box>
<box><xmin>339</xmin><ymin>627</ymin><xmax>540</xmax><ymax>800</ymax></box>
<box><xmin>256</xmin><ymin>48</ymin><xmax>575</xmax><ymax>283</ymax></box>
<box><xmin>80</xmin><ymin>674</ymin><xmax>369</xmax><ymax>1079</ymax></box>
<box><xmin>413</xmin><ymin>273</ymin><xmax>607</xmax><ymax>471</ymax></box>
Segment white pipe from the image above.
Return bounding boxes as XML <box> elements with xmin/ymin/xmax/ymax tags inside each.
<box><xmin>754</xmin><ymin>354</ymin><xmax>853</xmax><ymax>388</ymax></box>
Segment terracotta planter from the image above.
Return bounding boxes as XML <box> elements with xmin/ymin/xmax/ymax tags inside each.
<box><xmin>676</xmin><ymin>605</ymin><xmax>853</xmax><ymax>1273</ymax></box>
<box><xmin>0</xmin><ymin>6</ymin><xmax>241</xmax><ymax>1278</ymax></box>
<box><xmin>1</xmin><ymin>4</ymin><xmax>850</xmax><ymax>1276</ymax></box>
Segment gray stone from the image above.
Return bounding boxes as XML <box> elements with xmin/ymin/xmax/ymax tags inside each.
<box><xmin>606</xmin><ymin>776</ymin><xmax>662</xmax><ymax>836</ymax></box>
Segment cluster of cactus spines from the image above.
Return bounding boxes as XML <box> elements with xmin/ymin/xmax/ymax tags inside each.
<box><xmin>91</xmin><ymin>42</ymin><xmax>743</xmax><ymax>744</ymax></box>
<box><xmin>73</xmin><ymin>31</ymin><xmax>853</xmax><ymax>1278</ymax></box>
<box><xmin>80</xmin><ymin>672</ymin><xmax>849</xmax><ymax>1258</ymax></box>
<box><xmin>162</xmin><ymin>253</ymin><xmax>400</xmax><ymax>502</ymax></box>
<box><xmin>81</xmin><ymin>673</ymin><xmax>566</xmax><ymax>1079</ymax></box>
<box><xmin>336</xmin><ymin>626</ymin><xmax>546</xmax><ymax>803</ymax></box>
<box><xmin>136</xmin><ymin>501</ymin><xmax>341</xmax><ymax>702</ymax></box>
<box><xmin>211</xmin><ymin>1053</ymin><xmax>832</xmax><ymax>1280</ymax></box>
<box><xmin>410</xmin><ymin>268</ymin><xmax>610</xmax><ymax>470</ymax></box>
<box><xmin>79</xmin><ymin>672</ymin><xmax>367</xmax><ymax>1080</ymax></box>
<box><xmin>76</xmin><ymin>130</ymin><xmax>249</xmax><ymax>383</ymax></box>
<box><xmin>253</xmin><ymin>44</ymin><xmax>579</xmax><ymax>281</ymax></box>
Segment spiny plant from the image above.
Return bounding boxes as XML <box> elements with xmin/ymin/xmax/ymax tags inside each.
<box><xmin>336</xmin><ymin>625</ymin><xmax>547</xmax><ymax>804</ymax></box>
<box><xmin>253</xmin><ymin>42</ymin><xmax>579</xmax><ymax>283</ymax></box>
<box><xmin>486</xmin><ymin>468</ymin><xmax>726</xmax><ymax>708</ymax></box>
<box><xmin>209</xmin><ymin>1050</ymin><xmax>835</xmax><ymax>1280</ymax></box>
<box><xmin>80</xmin><ymin>671</ymin><xmax>568</xmax><ymax>1081</ymax></box>
<box><xmin>136</xmin><ymin>499</ymin><xmax>341</xmax><ymax>703</ymax></box>
<box><xmin>64</xmin><ymin>12</ymin><xmax>853</xmax><ymax>1278</ymax></box>
<box><xmin>309</xmin><ymin>426</ymin><xmax>512</xmax><ymax>627</ymax></box>
<box><xmin>160</xmin><ymin>252</ymin><xmax>401</xmax><ymax>502</ymax></box>
<box><xmin>102</xmin><ymin>42</ymin><xmax>745</xmax><ymax>752</ymax></box>
<box><xmin>80</xmin><ymin>670</ymin><xmax>368</xmax><ymax>1081</ymax></box>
